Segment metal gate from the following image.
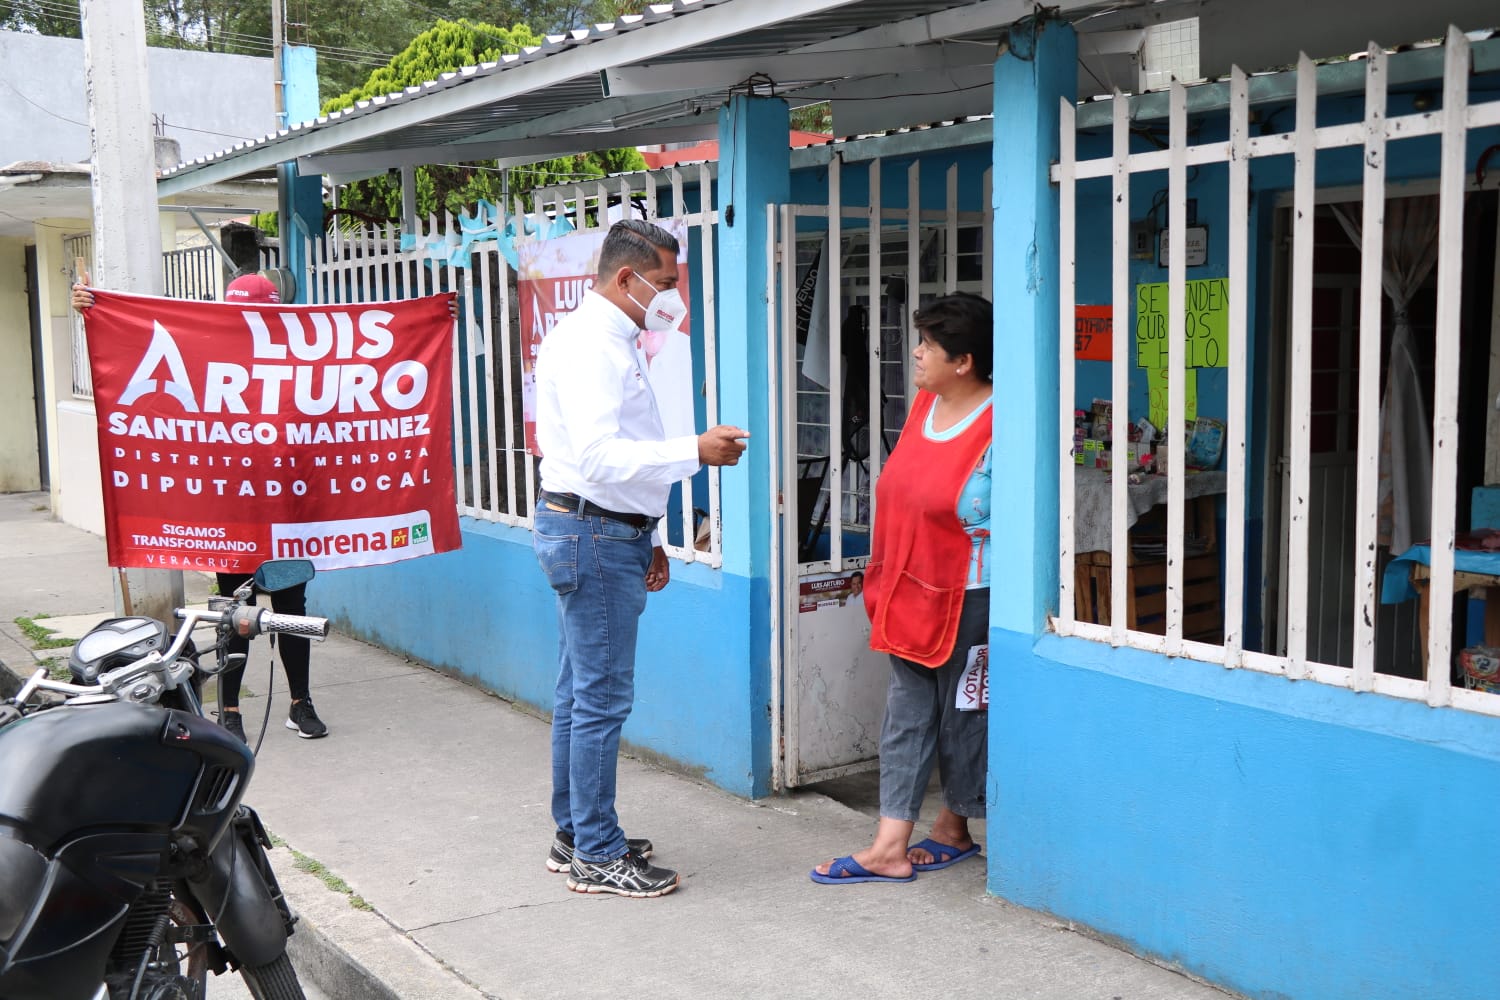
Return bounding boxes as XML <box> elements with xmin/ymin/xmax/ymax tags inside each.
<box><xmin>768</xmin><ymin>153</ymin><xmax>991</xmax><ymax>789</ymax></box>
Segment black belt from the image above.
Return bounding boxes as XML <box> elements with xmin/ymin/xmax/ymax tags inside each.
<box><xmin>539</xmin><ymin>491</ymin><xmax>656</xmax><ymax>530</ymax></box>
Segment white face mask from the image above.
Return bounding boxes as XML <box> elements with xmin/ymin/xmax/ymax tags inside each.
<box><xmin>628</xmin><ymin>271</ymin><xmax>687</xmax><ymax>334</ymax></box>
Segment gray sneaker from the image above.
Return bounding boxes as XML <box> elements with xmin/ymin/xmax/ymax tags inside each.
<box><xmin>566</xmin><ymin>849</ymin><xmax>679</xmax><ymax>898</ymax></box>
<box><xmin>547</xmin><ymin>831</ymin><xmax>654</xmax><ymax>873</ymax></box>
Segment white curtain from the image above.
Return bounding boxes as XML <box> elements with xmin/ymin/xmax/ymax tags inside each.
<box><xmin>1330</xmin><ymin>196</ymin><xmax>1441</xmax><ymax>554</ymax></box>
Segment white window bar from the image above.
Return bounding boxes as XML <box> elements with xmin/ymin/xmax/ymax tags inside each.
<box><xmin>698</xmin><ymin>161</ymin><xmax>723</xmax><ymax>563</ymax></box>
<box><xmin>1165</xmin><ymin>80</ymin><xmax>1188</xmax><ymax>653</ymax></box>
<box><xmin>1057</xmin><ymin>95</ymin><xmax>1078</xmax><ymax>636</ymax></box>
<box><xmin>1110</xmin><ymin>91</ymin><xmax>1131</xmax><ymax>646</ymax></box>
<box><xmin>495</xmin><ymin>234</ymin><xmax>522</xmax><ymax>525</ymax></box>
<box><xmin>668</xmin><ymin>166</ymin><xmax>695</xmax><ymax>562</ymax></box>
<box><xmin>1426</xmin><ymin>26</ymin><xmax>1471</xmax><ymax>708</ymax></box>
<box><xmin>828</xmin><ymin>153</ymin><xmax>844</xmax><ymax>570</ymax></box>
<box><xmin>945</xmin><ymin>163</ymin><xmax>958</xmax><ymax>296</ymax></box>
<box><xmin>463</xmin><ymin>258</ymin><xmax>483</xmax><ymax>516</ymax></box>
<box><xmin>907</xmin><ymin>161</ymin><xmax>920</xmax><ymax>416</ymax></box>
<box><xmin>1352</xmin><ymin>45</ymin><xmax>1387</xmax><ymax>692</ymax></box>
<box><xmin>1285</xmin><ymin>54</ymin><xmax>1317</xmax><ymax>679</ymax></box>
<box><xmin>768</xmin><ymin>200</ymin><xmax>785</xmax><ymax>792</ymax></box>
<box><xmin>981</xmin><ymin>167</ymin><xmax>993</xmax><ymax>298</ymax></box>
<box><xmin>477</xmin><ymin>246</ymin><xmax>502</xmax><ymax>522</ymax></box>
<box><xmin>514</xmin><ymin>195</ymin><xmax>538</xmax><ymax>520</ymax></box>
<box><xmin>1224</xmin><ymin>66</ymin><xmax>1251</xmax><ymax>665</ymax></box>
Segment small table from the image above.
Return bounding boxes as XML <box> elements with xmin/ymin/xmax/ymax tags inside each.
<box><xmin>1381</xmin><ymin>545</ymin><xmax>1500</xmax><ymax>676</ymax></box>
<box><xmin>1071</xmin><ymin>468</ymin><xmax>1227</xmax><ymax>637</ymax></box>
<box><xmin>1071</xmin><ymin>467</ymin><xmax>1227</xmax><ymax>555</ymax></box>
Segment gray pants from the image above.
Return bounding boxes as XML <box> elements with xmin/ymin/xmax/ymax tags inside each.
<box><xmin>878</xmin><ymin>588</ymin><xmax>990</xmax><ymax>823</ymax></box>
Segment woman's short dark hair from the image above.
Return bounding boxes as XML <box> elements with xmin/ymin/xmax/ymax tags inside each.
<box><xmin>912</xmin><ymin>293</ymin><xmax>993</xmax><ymax>383</ymax></box>
<box><xmin>597</xmin><ymin>219</ymin><xmax>679</xmax><ymax>279</ymax></box>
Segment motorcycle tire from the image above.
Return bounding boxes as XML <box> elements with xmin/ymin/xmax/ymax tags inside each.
<box><xmin>238</xmin><ymin>953</ymin><xmax>307</xmax><ymax>1000</ymax></box>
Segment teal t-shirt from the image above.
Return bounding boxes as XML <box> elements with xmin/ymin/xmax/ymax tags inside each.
<box><xmin>922</xmin><ymin>396</ymin><xmax>993</xmax><ymax>589</ymax></box>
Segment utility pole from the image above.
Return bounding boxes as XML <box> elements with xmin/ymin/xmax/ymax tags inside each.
<box><xmin>79</xmin><ymin>0</ymin><xmax>186</xmax><ymax>623</ymax></box>
<box><xmin>272</xmin><ymin>0</ymin><xmax>285</xmax><ymax>123</ymax></box>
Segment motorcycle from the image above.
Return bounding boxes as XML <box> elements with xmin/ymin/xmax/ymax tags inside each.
<box><xmin>0</xmin><ymin>559</ymin><xmax>329</xmax><ymax>1000</ymax></box>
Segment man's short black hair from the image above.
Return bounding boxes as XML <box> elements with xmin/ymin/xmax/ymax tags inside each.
<box><xmin>912</xmin><ymin>293</ymin><xmax>994</xmax><ymax>384</ymax></box>
<box><xmin>597</xmin><ymin>219</ymin><xmax>679</xmax><ymax>280</ymax></box>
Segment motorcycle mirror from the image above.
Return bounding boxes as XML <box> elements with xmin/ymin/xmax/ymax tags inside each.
<box><xmin>252</xmin><ymin>559</ymin><xmax>315</xmax><ymax>593</ymax></box>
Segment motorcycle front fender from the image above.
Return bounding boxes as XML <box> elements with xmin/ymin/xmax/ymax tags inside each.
<box><xmin>186</xmin><ymin>808</ymin><xmax>290</xmax><ymax>969</ymax></box>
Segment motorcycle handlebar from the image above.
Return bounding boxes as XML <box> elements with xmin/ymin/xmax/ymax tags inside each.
<box><xmin>258</xmin><ymin>611</ymin><xmax>330</xmax><ymax>640</ymax></box>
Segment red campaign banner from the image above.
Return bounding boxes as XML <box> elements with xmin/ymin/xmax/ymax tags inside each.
<box><xmin>84</xmin><ymin>290</ymin><xmax>461</xmax><ymax>573</ymax></box>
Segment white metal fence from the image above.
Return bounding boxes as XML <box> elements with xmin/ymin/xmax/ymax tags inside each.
<box><xmin>1052</xmin><ymin>27</ymin><xmax>1500</xmax><ymax>717</ymax></box>
<box><xmin>304</xmin><ymin>165</ymin><xmax>724</xmax><ymax>566</ymax></box>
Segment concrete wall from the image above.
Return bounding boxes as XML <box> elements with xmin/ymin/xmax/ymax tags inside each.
<box><xmin>0</xmin><ymin>238</ymin><xmax>41</xmax><ymax>491</ymax></box>
<box><xmin>988</xmin><ymin>633</ymin><xmax>1500</xmax><ymax>1000</ymax></box>
<box><xmin>0</xmin><ymin>30</ymin><xmax>273</xmax><ymax>165</ymax></box>
<box><xmin>306</xmin><ymin>520</ymin><xmax>769</xmax><ymax>795</ymax></box>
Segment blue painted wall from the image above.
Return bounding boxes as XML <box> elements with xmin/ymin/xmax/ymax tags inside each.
<box><xmin>988</xmin><ymin>631</ymin><xmax>1500</xmax><ymax>1000</ymax></box>
<box><xmin>307</xmin><ymin>518</ymin><xmax>766</xmax><ymax>794</ymax></box>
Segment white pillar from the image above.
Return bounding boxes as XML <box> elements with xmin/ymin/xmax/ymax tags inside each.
<box><xmin>80</xmin><ymin>0</ymin><xmax>184</xmax><ymax>622</ymax></box>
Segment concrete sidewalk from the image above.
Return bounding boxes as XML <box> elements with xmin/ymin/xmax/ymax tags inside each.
<box><xmin>0</xmin><ymin>492</ymin><xmax>1227</xmax><ymax>1000</ymax></box>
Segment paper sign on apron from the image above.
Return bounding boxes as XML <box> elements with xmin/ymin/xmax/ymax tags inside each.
<box><xmin>956</xmin><ymin>644</ymin><xmax>989</xmax><ymax>711</ymax></box>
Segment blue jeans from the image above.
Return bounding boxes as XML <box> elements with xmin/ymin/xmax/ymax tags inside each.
<box><xmin>533</xmin><ymin>503</ymin><xmax>653</xmax><ymax>864</ymax></box>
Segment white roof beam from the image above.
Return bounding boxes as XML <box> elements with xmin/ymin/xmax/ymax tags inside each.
<box><xmin>299</xmin><ymin>123</ymin><xmax>718</xmax><ymax>176</ymax></box>
<box><xmin>459</xmin><ymin>88</ymin><xmax>720</xmax><ymax>145</ymax></box>
<box><xmin>603</xmin><ymin>41</ymin><xmax>992</xmax><ymax>96</ymax></box>
<box><xmin>790</xmin><ymin>0</ymin><xmax>1085</xmax><ymax>53</ymax></box>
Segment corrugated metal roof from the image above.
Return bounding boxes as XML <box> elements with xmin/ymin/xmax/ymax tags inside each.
<box><xmin>158</xmin><ymin>0</ymin><xmax>1044</xmax><ymax>190</ymax></box>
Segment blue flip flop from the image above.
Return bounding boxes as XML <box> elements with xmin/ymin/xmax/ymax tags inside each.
<box><xmin>908</xmin><ymin>838</ymin><xmax>982</xmax><ymax>872</ymax></box>
<box><xmin>809</xmin><ymin>855</ymin><xmax>917</xmax><ymax>885</ymax></box>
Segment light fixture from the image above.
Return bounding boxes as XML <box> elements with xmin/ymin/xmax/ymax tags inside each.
<box><xmin>610</xmin><ymin>99</ymin><xmax>699</xmax><ymax>130</ymax></box>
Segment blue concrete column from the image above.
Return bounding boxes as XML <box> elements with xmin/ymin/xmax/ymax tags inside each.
<box><xmin>278</xmin><ymin>44</ymin><xmax>323</xmax><ymax>302</ymax></box>
<box><xmin>715</xmin><ymin>95</ymin><xmax>788</xmax><ymax>579</ymax></box>
<box><xmin>989</xmin><ymin>17</ymin><xmax>1076</xmax><ymax>636</ymax></box>
<box><xmin>715</xmin><ymin>94</ymin><xmax>788</xmax><ymax>796</ymax></box>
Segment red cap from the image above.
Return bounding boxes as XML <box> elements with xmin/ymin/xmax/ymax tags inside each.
<box><xmin>224</xmin><ymin>273</ymin><xmax>280</xmax><ymax>304</ymax></box>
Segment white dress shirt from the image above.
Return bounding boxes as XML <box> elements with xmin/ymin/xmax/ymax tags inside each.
<box><xmin>535</xmin><ymin>290</ymin><xmax>700</xmax><ymax>542</ymax></box>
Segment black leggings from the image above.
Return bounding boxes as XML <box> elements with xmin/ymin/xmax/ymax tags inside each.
<box><xmin>214</xmin><ymin>574</ymin><xmax>311</xmax><ymax>706</ymax></box>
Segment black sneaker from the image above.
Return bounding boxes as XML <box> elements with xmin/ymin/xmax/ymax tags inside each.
<box><xmin>285</xmin><ymin>699</ymin><xmax>328</xmax><ymax>739</ymax></box>
<box><xmin>219</xmin><ymin>711</ymin><xmax>248</xmax><ymax>744</ymax></box>
<box><xmin>547</xmin><ymin>830</ymin><xmax>653</xmax><ymax>873</ymax></box>
<box><xmin>567</xmin><ymin>849</ymin><xmax>679</xmax><ymax>898</ymax></box>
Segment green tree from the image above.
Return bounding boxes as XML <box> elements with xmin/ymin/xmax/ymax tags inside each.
<box><xmin>1</xmin><ymin>1</ymin><xmax>82</xmax><ymax>36</ymax></box>
<box><xmin>325</xmin><ymin>19</ymin><xmax>646</xmax><ymax>225</ymax></box>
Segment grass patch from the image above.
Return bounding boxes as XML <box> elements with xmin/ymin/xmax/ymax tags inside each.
<box><xmin>16</xmin><ymin>616</ymin><xmax>74</xmax><ymax>650</ymax></box>
<box><xmin>43</xmin><ymin>658</ymin><xmax>72</xmax><ymax>681</ymax></box>
<box><xmin>286</xmin><ymin>844</ymin><xmax>374</xmax><ymax>911</ymax></box>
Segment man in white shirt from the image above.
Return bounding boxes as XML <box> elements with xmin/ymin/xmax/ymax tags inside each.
<box><xmin>533</xmin><ymin>219</ymin><xmax>747</xmax><ymax>898</ymax></box>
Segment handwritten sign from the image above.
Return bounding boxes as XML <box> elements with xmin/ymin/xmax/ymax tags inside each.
<box><xmin>1074</xmin><ymin>305</ymin><xmax>1112</xmax><ymax>361</ymax></box>
<box><xmin>1135</xmin><ymin>277</ymin><xmax>1229</xmax><ymax>369</ymax></box>
<box><xmin>1146</xmin><ymin>366</ymin><xmax>1198</xmax><ymax>431</ymax></box>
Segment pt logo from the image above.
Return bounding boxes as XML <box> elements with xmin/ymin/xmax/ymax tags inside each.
<box><xmin>411</xmin><ymin>521</ymin><xmax>430</xmax><ymax>543</ymax></box>
<box><xmin>391</xmin><ymin>527</ymin><xmax>410</xmax><ymax>547</ymax></box>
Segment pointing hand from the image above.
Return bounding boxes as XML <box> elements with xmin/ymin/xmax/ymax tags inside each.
<box><xmin>698</xmin><ymin>425</ymin><xmax>749</xmax><ymax>467</ymax></box>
